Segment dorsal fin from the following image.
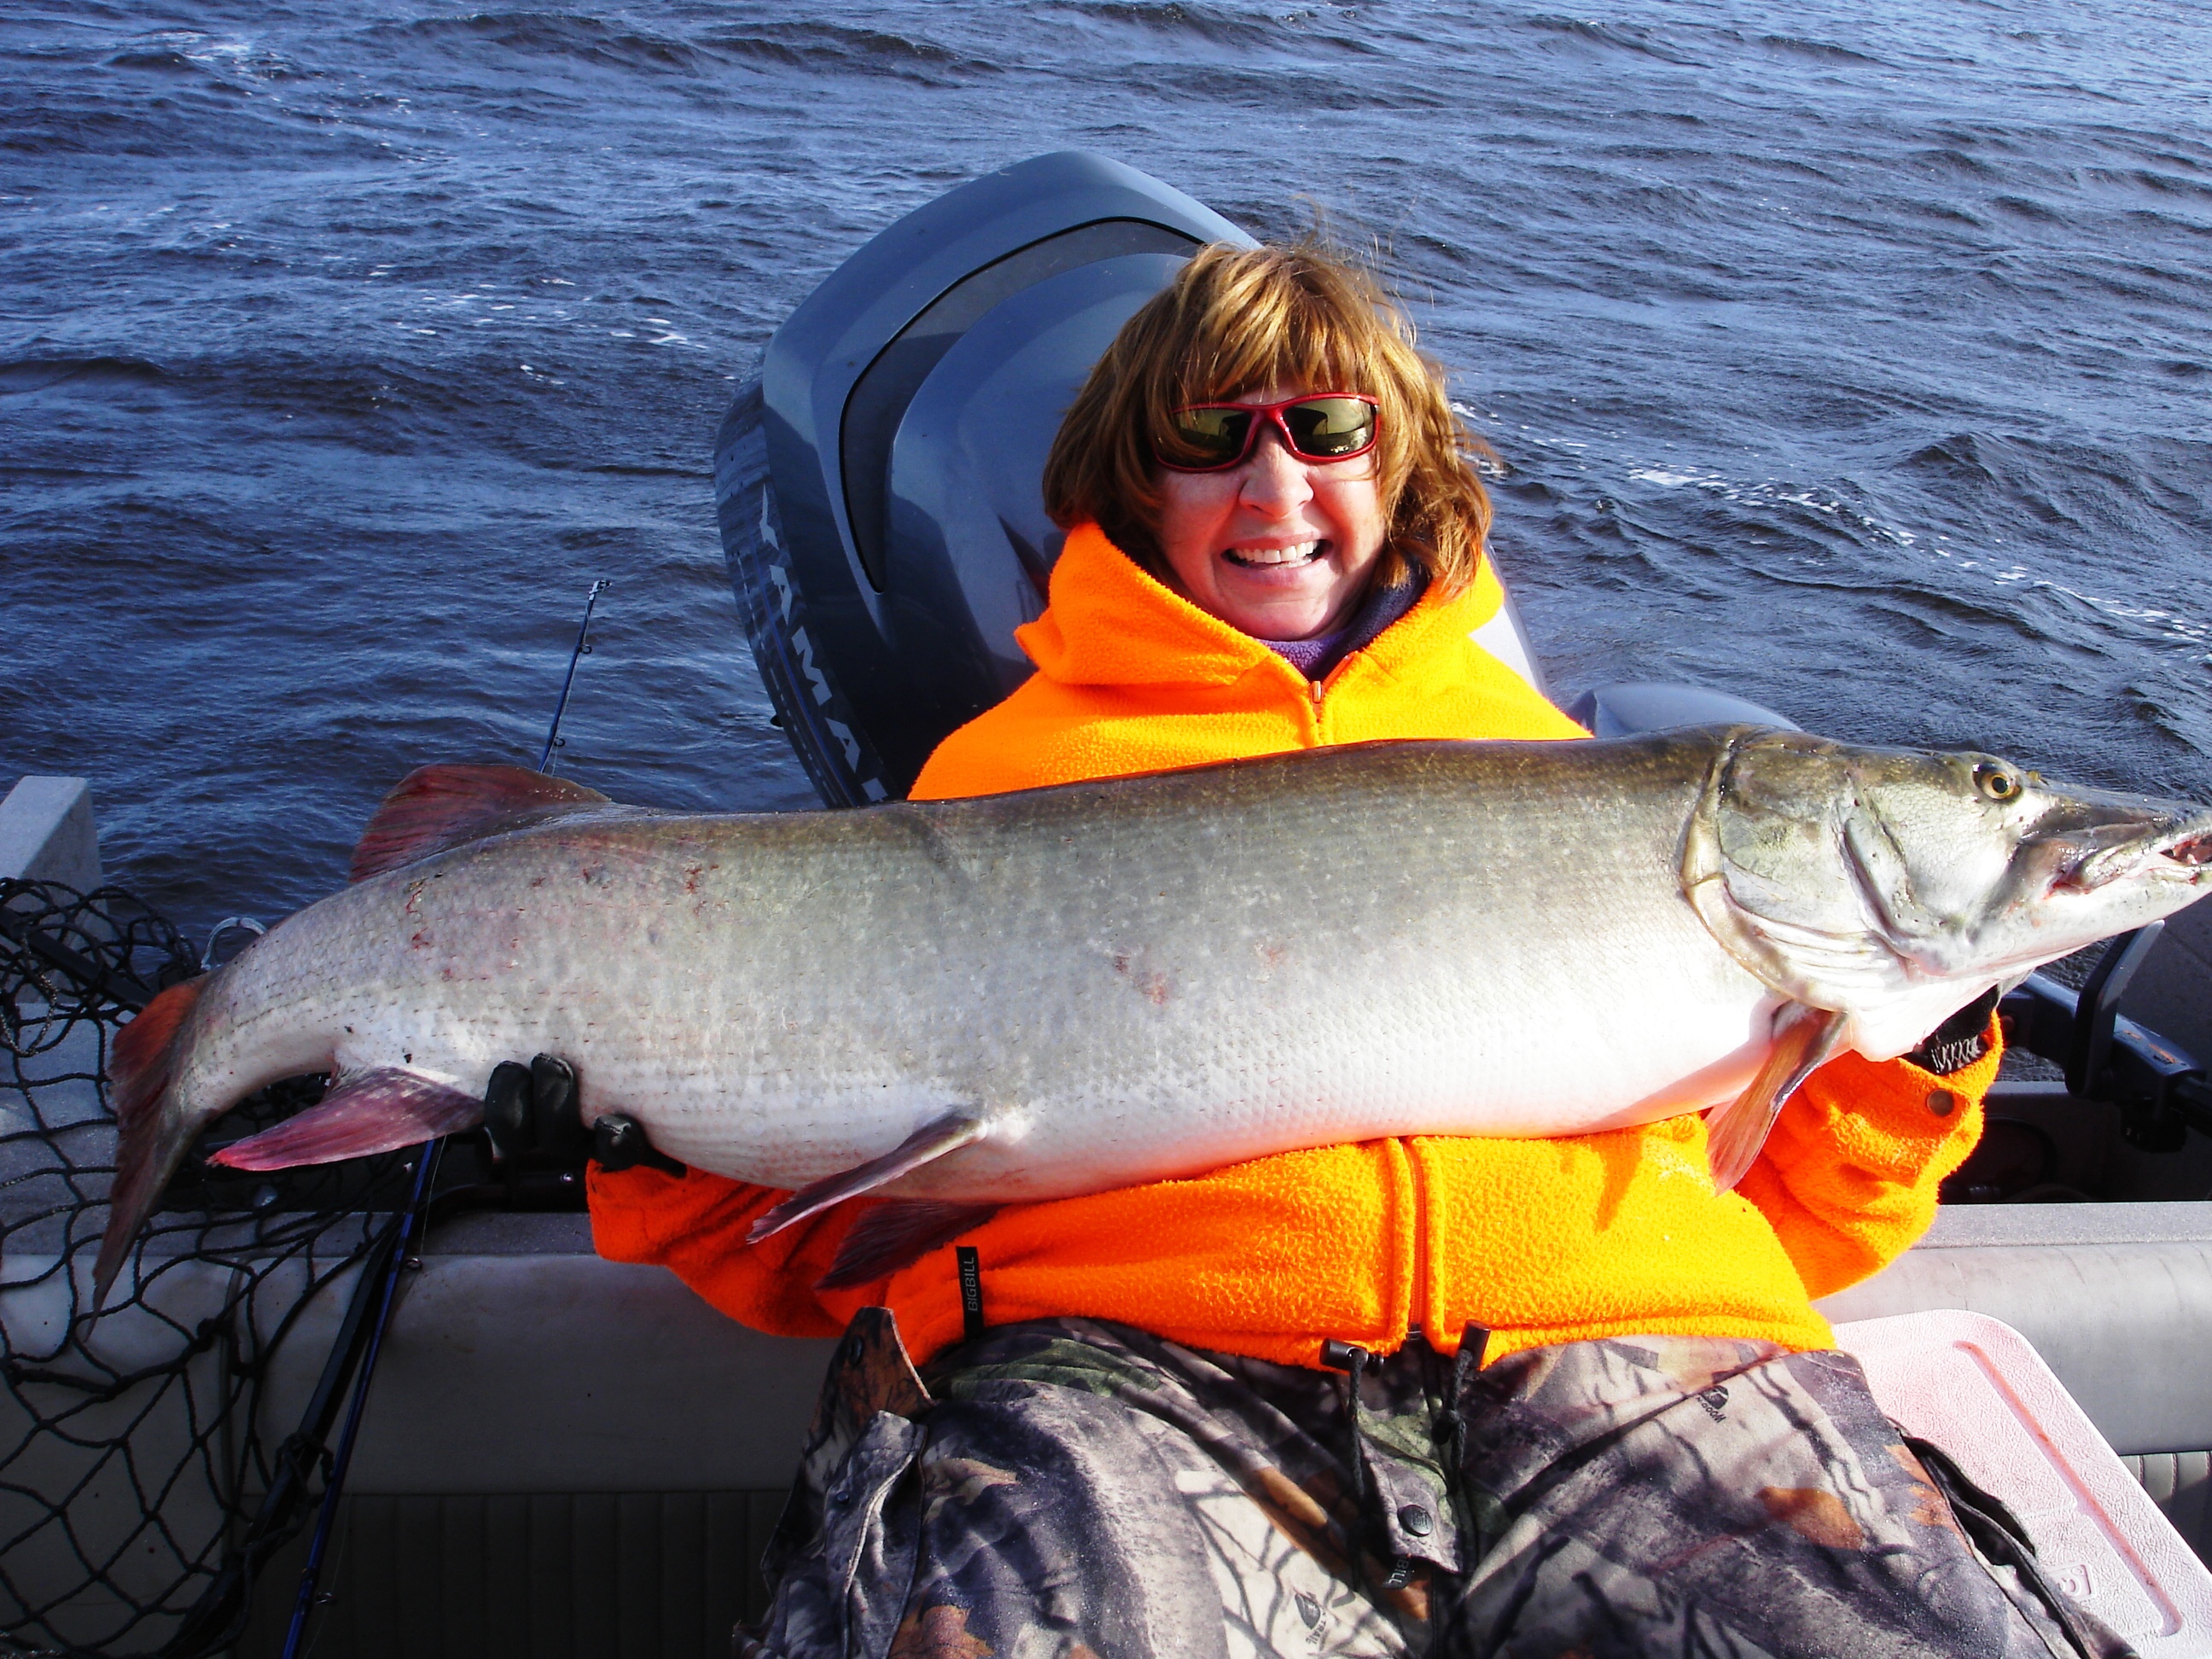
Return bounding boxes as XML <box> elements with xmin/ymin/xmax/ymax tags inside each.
<box><xmin>350</xmin><ymin>764</ymin><xmax>614</xmax><ymax>882</ymax></box>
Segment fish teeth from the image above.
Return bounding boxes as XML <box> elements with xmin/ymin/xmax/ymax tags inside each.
<box><xmin>2165</xmin><ymin>830</ymin><xmax>2212</xmax><ymax>869</ymax></box>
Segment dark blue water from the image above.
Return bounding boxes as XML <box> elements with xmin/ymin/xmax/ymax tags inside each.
<box><xmin>4</xmin><ymin>0</ymin><xmax>2209</xmax><ymax>941</ymax></box>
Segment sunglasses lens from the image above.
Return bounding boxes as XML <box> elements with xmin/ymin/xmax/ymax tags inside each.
<box><xmin>1169</xmin><ymin>406</ymin><xmax>1254</xmax><ymax>464</ymax></box>
<box><xmin>1161</xmin><ymin>397</ymin><xmax>1376</xmax><ymax>470</ymax></box>
<box><xmin>1284</xmin><ymin>397</ymin><xmax>1376</xmax><ymax>458</ymax></box>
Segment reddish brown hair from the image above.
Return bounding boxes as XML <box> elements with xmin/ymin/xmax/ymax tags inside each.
<box><xmin>1042</xmin><ymin>241</ymin><xmax>1495</xmax><ymax>592</ymax></box>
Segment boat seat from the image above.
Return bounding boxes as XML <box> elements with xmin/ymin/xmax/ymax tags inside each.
<box><xmin>0</xmin><ymin>1202</ymin><xmax>2180</xmax><ymax>1656</ymax></box>
<box><xmin>2136</xmin><ymin>1453</ymin><xmax>2212</xmax><ymax>1564</ymax></box>
<box><xmin>1836</xmin><ymin>1309</ymin><xmax>2212</xmax><ymax>1656</ymax></box>
<box><xmin>1816</xmin><ymin>1203</ymin><xmax>2212</xmax><ymax>1469</ymax></box>
<box><xmin>201</xmin><ymin>1207</ymin><xmax>2212</xmax><ymax>1657</ymax></box>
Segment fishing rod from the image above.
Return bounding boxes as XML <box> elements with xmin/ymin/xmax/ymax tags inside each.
<box><xmin>98</xmin><ymin>581</ymin><xmax>615</xmax><ymax>1654</ymax></box>
<box><xmin>276</xmin><ymin>1140</ymin><xmax>445</xmax><ymax>1659</ymax></box>
<box><xmin>537</xmin><ymin>579</ymin><xmax>610</xmax><ymax>774</ymax></box>
<box><xmin>160</xmin><ymin>1139</ymin><xmax>440</xmax><ymax>1657</ymax></box>
<box><xmin>268</xmin><ymin>581</ymin><xmax>610</xmax><ymax>1653</ymax></box>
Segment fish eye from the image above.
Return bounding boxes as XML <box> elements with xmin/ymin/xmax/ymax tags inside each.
<box><xmin>1974</xmin><ymin>762</ymin><xmax>2023</xmax><ymax>803</ymax></box>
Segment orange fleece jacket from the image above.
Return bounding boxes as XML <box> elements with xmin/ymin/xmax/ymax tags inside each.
<box><xmin>590</xmin><ymin>524</ymin><xmax>1994</xmax><ymax>1368</ymax></box>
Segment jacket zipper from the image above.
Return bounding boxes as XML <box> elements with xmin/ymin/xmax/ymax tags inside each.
<box><xmin>1406</xmin><ymin>1139</ymin><xmax>1430</xmax><ymax>1343</ymax></box>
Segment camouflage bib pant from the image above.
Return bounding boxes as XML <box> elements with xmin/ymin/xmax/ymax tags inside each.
<box><xmin>736</xmin><ymin>1309</ymin><xmax>2130</xmax><ymax>1659</ymax></box>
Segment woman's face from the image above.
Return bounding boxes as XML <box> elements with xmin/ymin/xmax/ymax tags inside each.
<box><xmin>1152</xmin><ymin>383</ymin><xmax>1388</xmax><ymax>642</ymax></box>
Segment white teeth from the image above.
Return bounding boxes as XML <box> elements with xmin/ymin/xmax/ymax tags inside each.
<box><xmin>1227</xmin><ymin>541</ymin><xmax>1321</xmax><ymax>567</ymax></box>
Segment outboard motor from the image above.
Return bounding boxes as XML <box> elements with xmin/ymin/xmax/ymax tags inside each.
<box><xmin>715</xmin><ymin>152</ymin><xmax>1784</xmax><ymax>805</ymax></box>
<box><xmin>714</xmin><ymin>153</ymin><xmax>1252</xmax><ymax>804</ymax></box>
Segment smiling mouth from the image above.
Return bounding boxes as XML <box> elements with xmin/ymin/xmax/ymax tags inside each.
<box><xmin>1224</xmin><ymin>540</ymin><xmax>1325</xmax><ymax>569</ymax></box>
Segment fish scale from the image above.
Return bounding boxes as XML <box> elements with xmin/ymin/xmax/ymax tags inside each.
<box><xmin>92</xmin><ymin>728</ymin><xmax>2212</xmax><ymax>1302</ymax></box>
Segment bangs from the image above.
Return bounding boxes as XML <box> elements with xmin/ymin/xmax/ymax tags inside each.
<box><xmin>1163</xmin><ymin>264</ymin><xmax>1387</xmax><ymax>410</ymax></box>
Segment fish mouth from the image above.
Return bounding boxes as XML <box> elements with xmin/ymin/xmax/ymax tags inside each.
<box><xmin>2168</xmin><ymin>829</ymin><xmax>2212</xmax><ymax>868</ymax></box>
<box><xmin>2052</xmin><ymin>818</ymin><xmax>2212</xmax><ymax>893</ymax></box>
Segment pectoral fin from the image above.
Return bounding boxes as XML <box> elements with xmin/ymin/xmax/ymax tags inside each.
<box><xmin>748</xmin><ymin>1111</ymin><xmax>990</xmax><ymax>1243</ymax></box>
<box><xmin>1704</xmin><ymin>1004</ymin><xmax>1847</xmax><ymax>1193</ymax></box>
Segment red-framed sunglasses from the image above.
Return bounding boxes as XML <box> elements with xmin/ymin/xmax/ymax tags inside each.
<box><xmin>1155</xmin><ymin>393</ymin><xmax>1381</xmax><ymax>472</ymax></box>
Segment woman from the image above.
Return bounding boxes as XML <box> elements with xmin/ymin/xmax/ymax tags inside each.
<box><xmin>591</xmin><ymin>245</ymin><xmax>2111</xmax><ymax>1657</ymax></box>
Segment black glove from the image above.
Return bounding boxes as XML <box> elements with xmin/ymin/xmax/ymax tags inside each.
<box><xmin>1906</xmin><ymin>988</ymin><xmax>2000</xmax><ymax>1077</ymax></box>
<box><xmin>482</xmin><ymin>1055</ymin><xmax>685</xmax><ymax>1176</ymax></box>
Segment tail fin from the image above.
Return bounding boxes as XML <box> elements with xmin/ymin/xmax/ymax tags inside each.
<box><xmin>95</xmin><ymin>975</ymin><xmax>209</xmax><ymax>1307</ymax></box>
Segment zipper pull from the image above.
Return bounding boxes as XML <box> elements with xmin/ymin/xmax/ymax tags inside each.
<box><xmin>1310</xmin><ymin>679</ymin><xmax>1325</xmax><ymax>710</ymax></box>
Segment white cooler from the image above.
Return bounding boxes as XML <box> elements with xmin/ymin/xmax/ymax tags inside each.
<box><xmin>1837</xmin><ymin>1310</ymin><xmax>2212</xmax><ymax>1657</ymax></box>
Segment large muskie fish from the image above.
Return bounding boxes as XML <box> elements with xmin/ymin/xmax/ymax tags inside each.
<box><xmin>97</xmin><ymin>728</ymin><xmax>2212</xmax><ymax>1301</ymax></box>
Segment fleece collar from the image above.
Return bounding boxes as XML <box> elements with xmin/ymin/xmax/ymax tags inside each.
<box><xmin>1016</xmin><ymin>522</ymin><xmax>1505</xmax><ymax>690</ymax></box>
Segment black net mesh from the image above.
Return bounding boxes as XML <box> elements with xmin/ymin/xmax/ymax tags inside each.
<box><xmin>0</xmin><ymin>880</ymin><xmax>415</xmax><ymax>1658</ymax></box>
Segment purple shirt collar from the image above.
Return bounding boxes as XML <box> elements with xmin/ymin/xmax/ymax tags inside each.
<box><xmin>1252</xmin><ymin>568</ymin><xmax>1428</xmax><ymax>681</ymax></box>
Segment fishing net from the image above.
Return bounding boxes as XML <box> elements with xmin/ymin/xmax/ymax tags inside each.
<box><xmin>0</xmin><ymin>879</ymin><xmax>416</xmax><ymax>1658</ymax></box>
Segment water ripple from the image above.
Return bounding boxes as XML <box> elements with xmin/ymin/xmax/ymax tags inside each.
<box><xmin>2</xmin><ymin>0</ymin><xmax>2209</xmax><ymax>936</ymax></box>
